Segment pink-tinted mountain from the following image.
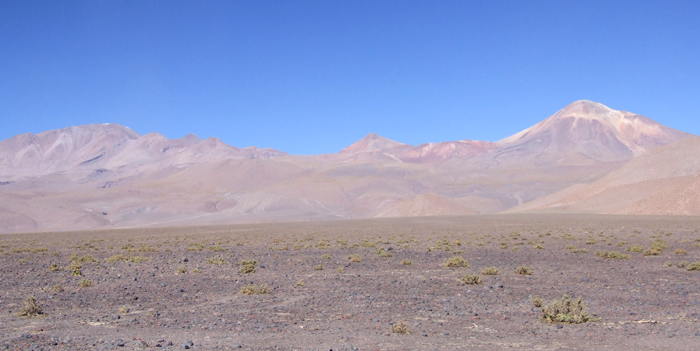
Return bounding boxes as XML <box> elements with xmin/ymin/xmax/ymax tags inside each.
<box><xmin>0</xmin><ymin>100</ymin><xmax>694</xmax><ymax>233</ymax></box>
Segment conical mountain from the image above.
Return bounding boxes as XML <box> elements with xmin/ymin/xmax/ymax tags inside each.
<box><xmin>495</xmin><ymin>100</ymin><xmax>691</xmax><ymax>165</ymax></box>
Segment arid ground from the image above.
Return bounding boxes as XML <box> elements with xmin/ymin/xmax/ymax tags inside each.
<box><xmin>1</xmin><ymin>214</ymin><xmax>700</xmax><ymax>350</ymax></box>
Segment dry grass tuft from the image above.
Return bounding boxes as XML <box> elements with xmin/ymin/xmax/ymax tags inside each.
<box><xmin>539</xmin><ymin>294</ymin><xmax>598</xmax><ymax>324</ymax></box>
<box><xmin>481</xmin><ymin>267</ymin><xmax>499</xmax><ymax>275</ymax></box>
<box><xmin>532</xmin><ymin>296</ymin><xmax>543</xmax><ymax>308</ymax></box>
<box><xmin>675</xmin><ymin>249</ymin><xmax>687</xmax><ymax>255</ymax></box>
<box><xmin>515</xmin><ymin>266</ymin><xmax>533</xmax><ymax>275</ymax></box>
<box><xmin>239</xmin><ymin>284</ymin><xmax>271</xmax><ymax>295</ymax></box>
<box><xmin>295</xmin><ymin>280</ymin><xmax>306</xmax><ymax>287</ymax></box>
<box><xmin>460</xmin><ymin>274</ymin><xmax>482</xmax><ymax>285</ymax></box>
<box><xmin>391</xmin><ymin>321</ymin><xmax>411</xmax><ymax>335</ymax></box>
<box><xmin>348</xmin><ymin>254</ymin><xmax>362</xmax><ymax>262</ymax></box>
<box><xmin>687</xmin><ymin>262</ymin><xmax>700</xmax><ymax>271</ymax></box>
<box><xmin>595</xmin><ymin>251</ymin><xmax>631</xmax><ymax>260</ymax></box>
<box><xmin>401</xmin><ymin>259</ymin><xmax>412</xmax><ymax>266</ymax></box>
<box><xmin>643</xmin><ymin>248</ymin><xmax>661</xmax><ymax>256</ymax></box>
<box><xmin>19</xmin><ymin>296</ymin><xmax>42</xmax><ymax>317</ymax></box>
<box><xmin>626</xmin><ymin>245</ymin><xmax>643</xmax><ymax>253</ymax></box>
<box><xmin>78</xmin><ymin>279</ymin><xmax>93</xmax><ymax>288</ymax></box>
<box><xmin>443</xmin><ymin>256</ymin><xmax>469</xmax><ymax>268</ymax></box>
<box><xmin>206</xmin><ymin>256</ymin><xmax>227</xmax><ymax>265</ymax></box>
<box><xmin>314</xmin><ymin>264</ymin><xmax>324</xmax><ymax>271</ymax></box>
<box><xmin>237</xmin><ymin>259</ymin><xmax>257</xmax><ymax>274</ymax></box>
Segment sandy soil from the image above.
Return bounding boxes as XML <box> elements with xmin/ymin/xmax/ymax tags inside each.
<box><xmin>1</xmin><ymin>214</ymin><xmax>699</xmax><ymax>350</ymax></box>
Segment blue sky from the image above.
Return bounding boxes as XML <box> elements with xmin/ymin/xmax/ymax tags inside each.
<box><xmin>1</xmin><ymin>1</ymin><xmax>699</xmax><ymax>155</ymax></box>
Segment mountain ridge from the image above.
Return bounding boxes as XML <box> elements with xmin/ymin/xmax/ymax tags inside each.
<box><xmin>0</xmin><ymin>100</ymin><xmax>695</xmax><ymax>233</ymax></box>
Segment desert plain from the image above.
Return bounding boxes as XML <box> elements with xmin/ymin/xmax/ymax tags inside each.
<box><xmin>1</xmin><ymin>214</ymin><xmax>699</xmax><ymax>350</ymax></box>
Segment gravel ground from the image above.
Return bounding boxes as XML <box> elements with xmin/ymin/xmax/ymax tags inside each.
<box><xmin>1</xmin><ymin>214</ymin><xmax>700</xmax><ymax>350</ymax></box>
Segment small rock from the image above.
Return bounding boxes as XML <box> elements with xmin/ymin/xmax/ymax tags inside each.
<box><xmin>556</xmin><ymin>324</ymin><xmax>563</xmax><ymax>329</ymax></box>
<box><xmin>182</xmin><ymin>340</ymin><xmax>194</xmax><ymax>349</ymax></box>
<box><xmin>116</xmin><ymin>339</ymin><xmax>125</xmax><ymax>347</ymax></box>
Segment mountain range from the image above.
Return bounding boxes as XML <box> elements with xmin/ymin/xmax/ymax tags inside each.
<box><xmin>0</xmin><ymin>100</ymin><xmax>697</xmax><ymax>233</ymax></box>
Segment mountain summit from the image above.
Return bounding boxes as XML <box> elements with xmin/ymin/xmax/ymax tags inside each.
<box><xmin>495</xmin><ymin>100</ymin><xmax>691</xmax><ymax>164</ymax></box>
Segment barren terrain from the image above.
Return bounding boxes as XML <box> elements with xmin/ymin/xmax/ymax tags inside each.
<box><xmin>1</xmin><ymin>214</ymin><xmax>700</xmax><ymax>350</ymax></box>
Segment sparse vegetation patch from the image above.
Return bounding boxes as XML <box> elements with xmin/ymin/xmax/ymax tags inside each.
<box><xmin>539</xmin><ymin>294</ymin><xmax>598</xmax><ymax>324</ymax></box>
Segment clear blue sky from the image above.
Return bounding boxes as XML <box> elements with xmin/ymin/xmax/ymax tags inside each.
<box><xmin>1</xmin><ymin>1</ymin><xmax>699</xmax><ymax>155</ymax></box>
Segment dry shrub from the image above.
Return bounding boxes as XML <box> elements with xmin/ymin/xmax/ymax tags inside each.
<box><xmin>19</xmin><ymin>296</ymin><xmax>42</xmax><ymax>317</ymax></box>
<box><xmin>348</xmin><ymin>254</ymin><xmax>362</xmax><ymax>262</ymax></box>
<box><xmin>49</xmin><ymin>263</ymin><xmax>60</xmax><ymax>272</ymax></box>
<box><xmin>391</xmin><ymin>321</ymin><xmax>411</xmax><ymax>335</ymax></box>
<box><xmin>643</xmin><ymin>248</ymin><xmax>661</xmax><ymax>256</ymax></box>
<box><xmin>176</xmin><ymin>266</ymin><xmax>187</xmax><ymax>274</ymax></box>
<box><xmin>651</xmin><ymin>239</ymin><xmax>668</xmax><ymax>252</ymax></box>
<box><xmin>321</xmin><ymin>254</ymin><xmax>331</xmax><ymax>260</ymax></box>
<box><xmin>208</xmin><ymin>244</ymin><xmax>227</xmax><ymax>252</ymax></box>
<box><xmin>206</xmin><ymin>256</ymin><xmax>227</xmax><ymax>265</ymax></box>
<box><xmin>239</xmin><ymin>284</ymin><xmax>270</xmax><ymax>295</ymax></box>
<box><xmin>626</xmin><ymin>245</ymin><xmax>643</xmax><ymax>253</ymax></box>
<box><xmin>443</xmin><ymin>256</ymin><xmax>469</xmax><ymax>268</ymax></box>
<box><xmin>52</xmin><ymin>284</ymin><xmax>64</xmax><ymax>292</ymax></box>
<box><xmin>532</xmin><ymin>296</ymin><xmax>543</xmax><ymax>308</ymax></box>
<box><xmin>78</xmin><ymin>279</ymin><xmax>93</xmax><ymax>288</ymax></box>
<box><xmin>540</xmin><ymin>294</ymin><xmax>598</xmax><ymax>324</ymax></box>
<box><xmin>515</xmin><ymin>266</ymin><xmax>533</xmax><ymax>275</ymax></box>
<box><xmin>687</xmin><ymin>262</ymin><xmax>700</xmax><ymax>271</ymax></box>
<box><xmin>68</xmin><ymin>262</ymin><xmax>82</xmax><ymax>276</ymax></box>
<box><xmin>460</xmin><ymin>274</ymin><xmax>482</xmax><ymax>285</ymax></box>
<box><xmin>378</xmin><ymin>249</ymin><xmax>393</xmax><ymax>258</ymax></box>
<box><xmin>295</xmin><ymin>280</ymin><xmax>306</xmax><ymax>287</ymax></box>
<box><xmin>70</xmin><ymin>254</ymin><xmax>98</xmax><ymax>264</ymax></box>
<box><xmin>237</xmin><ymin>259</ymin><xmax>257</xmax><ymax>274</ymax></box>
<box><xmin>675</xmin><ymin>249</ymin><xmax>687</xmax><ymax>255</ymax></box>
<box><xmin>677</xmin><ymin>261</ymin><xmax>687</xmax><ymax>268</ymax></box>
<box><xmin>534</xmin><ymin>245</ymin><xmax>545</xmax><ymax>250</ymax></box>
<box><xmin>595</xmin><ymin>251</ymin><xmax>630</xmax><ymax>260</ymax></box>
<box><xmin>106</xmin><ymin>255</ymin><xmax>125</xmax><ymax>264</ymax></box>
<box><xmin>187</xmin><ymin>243</ymin><xmax>205</xmax><ymax>251</ymax></box>
<box><xmin>401</xmin><ymin>259</ymin><xmax>412</xmax><ymax>266</ymax></box>
<box><xmin>481</xmin><ymin>267</ymin><xmax>499</xmax><ymax>275</ymax></box>
<box><xmin>663</xmin><ymin>261</ymin><xmax>674</xmax><ymax>268</ymax></box>
<box><xmin>314</xmin><ymin>264</ymin><xmax>324</xmax><ymax>271</ymax></box>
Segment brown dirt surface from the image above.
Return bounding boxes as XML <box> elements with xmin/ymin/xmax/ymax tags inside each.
<box><xmin>1</xmin><ymin>214</ymin><xmax>700</xmax><ymax>350</ymax></box>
